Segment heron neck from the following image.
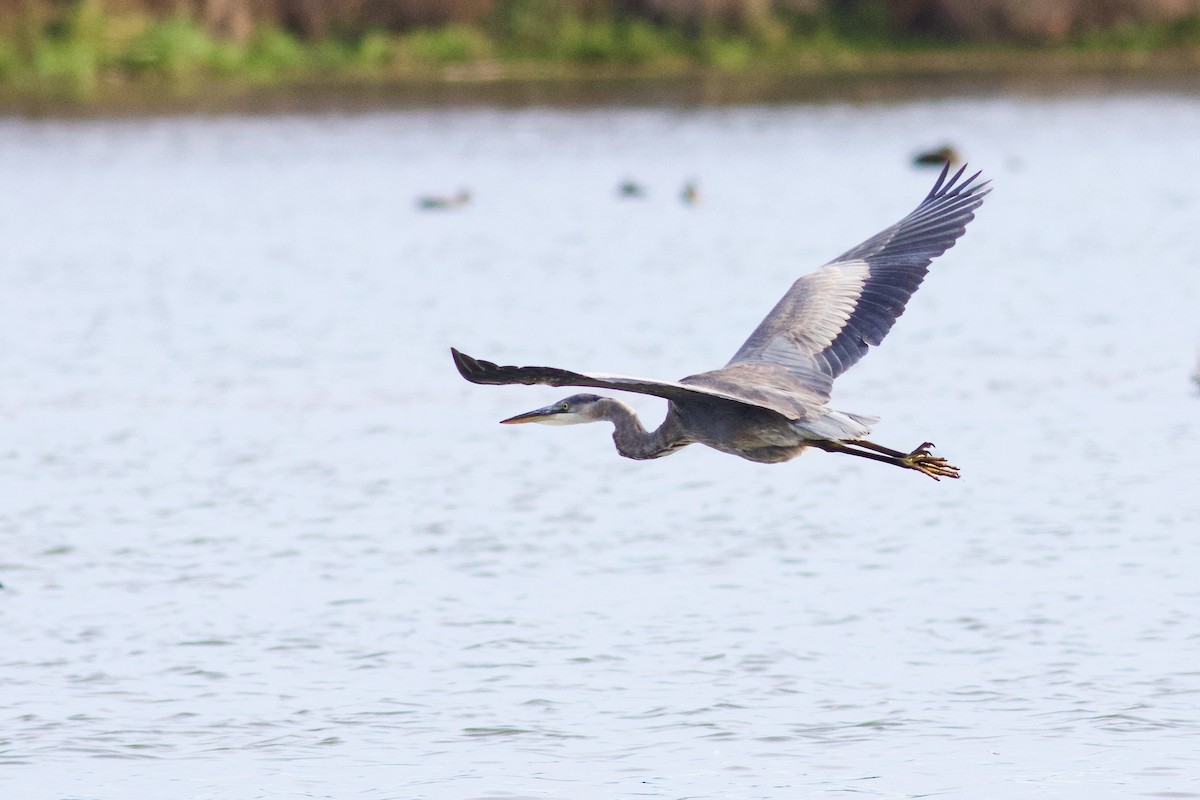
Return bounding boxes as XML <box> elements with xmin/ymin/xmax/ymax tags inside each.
<box><xmin>597</xmin><ymin>398</ymin><xmax>687</xmax><ymax>460</ymax></box>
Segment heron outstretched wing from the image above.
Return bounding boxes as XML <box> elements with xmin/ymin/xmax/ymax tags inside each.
<box><xmin>451</xmin><ymin>348</ymin><xmax>822</xmax><ymax>420</ymax></box>
<box><xmin>722</xmin><ymin>163</ymin><xmax>989</xmax><ymax>401</ymax></box>
<box><xmin>453</xmin><ymin>165</ymin><xmax>987</xmax><ymax>424</ymax></box>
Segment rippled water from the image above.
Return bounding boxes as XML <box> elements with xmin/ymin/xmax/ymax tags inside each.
<box><xmin>2</xmin><ymin>92</ymin><xmax>1200</xmax><ymax>799</ymax></box>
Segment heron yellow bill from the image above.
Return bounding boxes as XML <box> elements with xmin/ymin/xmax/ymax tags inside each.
<box><xmin>499</xmin><ymin>405</ymin><xmax>562</xmax><ymax>424</ymax></box>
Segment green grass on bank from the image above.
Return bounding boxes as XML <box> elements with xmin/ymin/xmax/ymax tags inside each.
<box><xmin>0</xmin><ymin>7</ymin><xmax>841</xmax><ymax>98</ymax></box>
<box><xmin>3</xmin><ymin>4</ymin><xmax>1200</xmax><ymax>105</ymax></box>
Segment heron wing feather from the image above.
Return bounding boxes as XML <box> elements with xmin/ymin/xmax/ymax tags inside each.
<box><xmin>726</xmin><ymin>163</ymin><xmax>989</xmax><ymax>397</ymax></box>
<box><xmin>451</xmin><ymin>348</ymin><xmax>818</xmax><ymax>421</ymax></box>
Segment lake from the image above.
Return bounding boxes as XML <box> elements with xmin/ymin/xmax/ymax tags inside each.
<box><xmin>2</xmin><ymin>87</ymin><xmax>1199</xmax><ymax>799</ymax></box>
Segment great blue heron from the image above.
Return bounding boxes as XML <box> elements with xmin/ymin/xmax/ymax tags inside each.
<box><xmin>453</xmin><ymin>164</ymin><xmax>988</xmax><ymax>480</ymax></box>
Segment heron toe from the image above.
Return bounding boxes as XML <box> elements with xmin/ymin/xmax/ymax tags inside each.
<box><xmin>902</xmin><ymin>444</ymin><xmax>960</xmax><ymax>481</ymax></box>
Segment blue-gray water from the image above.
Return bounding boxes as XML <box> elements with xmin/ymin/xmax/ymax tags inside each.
<box><xmin>2</xmin><ymin>94</ymin><xmax>1199</xmax><ymax>799</ymax></box>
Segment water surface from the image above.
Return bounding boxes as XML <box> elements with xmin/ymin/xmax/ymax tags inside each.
<box><xmin>2</xmin><ymin>93</ymin><xmax>1199</xmax><ymax>798</ymax></box>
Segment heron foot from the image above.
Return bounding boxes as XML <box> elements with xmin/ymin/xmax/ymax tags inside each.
<box><xmin>901</xmin><ymin>442</ymin><xmax>960</xmax><ymax>481</ymax></box>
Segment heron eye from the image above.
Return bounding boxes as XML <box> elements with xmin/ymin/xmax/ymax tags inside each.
<box><xmin>558</xmin><ymin>403</ymin><xmax>571</xmax><ymax>413</ymax></box>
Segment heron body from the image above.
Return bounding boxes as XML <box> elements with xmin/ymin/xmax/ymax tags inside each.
<box><xmin>453</xmin><ymin>164</ymin><xmax>989</xmax><ymax>480</ymax></box>
<box><xmin>488</xmin><ymin>387</ymin><xmax>873</xmax><ymax>465</ymax></box>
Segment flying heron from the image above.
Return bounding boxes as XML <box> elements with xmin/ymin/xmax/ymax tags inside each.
<box><xmin>453</xmin><ymin>164</ymin><xmax>988</xmax><ymax>480</ymax></box>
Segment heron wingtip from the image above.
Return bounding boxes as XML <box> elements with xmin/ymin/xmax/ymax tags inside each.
<box><xmin>451</xmin><ymin>347</ymin><xmax>478</xmax><ymax>381</ymax></box>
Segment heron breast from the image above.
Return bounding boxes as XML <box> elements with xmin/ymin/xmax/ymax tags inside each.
<box><xmin>675</xmin><ymin>401</ymin><xmax>806</xmax><ymax>458</ymax></box>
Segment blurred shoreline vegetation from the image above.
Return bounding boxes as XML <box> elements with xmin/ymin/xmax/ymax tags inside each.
<box><xmin>3</xmin><ymin>0</ymin><xmax>1200</xmax><ymax>107</ymax></box>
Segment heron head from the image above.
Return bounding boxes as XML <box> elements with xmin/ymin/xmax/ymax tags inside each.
<box><xmin>500</xmin><ymin>393</ymin><xmax>605</xmax><ymax>426</ymax></box>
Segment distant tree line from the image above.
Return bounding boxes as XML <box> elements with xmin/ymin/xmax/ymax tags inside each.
<box><xmin>3</xmin><ymin>0</ymin><xmax>1200</xmax><ymax>44</ymax></box>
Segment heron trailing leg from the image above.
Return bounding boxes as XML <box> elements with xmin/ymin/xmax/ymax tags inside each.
<box><xmin>813</xmin><ymin>439</ymin><xmax>960</xmax><ymax>481</ymax></box>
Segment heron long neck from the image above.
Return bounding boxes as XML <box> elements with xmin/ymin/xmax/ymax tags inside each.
<box><xmin>596</xmin><ymin>398</ymin><xmax>688</xmax><ymax>460</ymax></box>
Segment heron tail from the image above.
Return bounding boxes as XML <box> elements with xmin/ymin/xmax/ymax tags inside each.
<box><xmin>796</xmin><ymin>409</ymin><xmax>878</xmax><ymax>440</ymax></box>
